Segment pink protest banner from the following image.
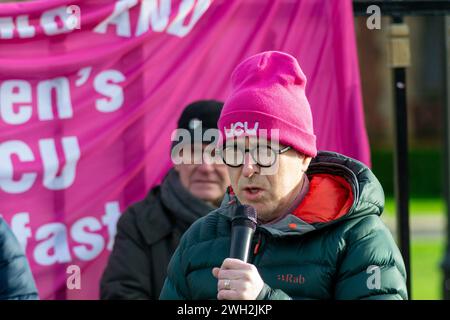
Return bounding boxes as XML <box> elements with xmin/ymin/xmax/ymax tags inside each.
<box><xmin>0</xmin><ymin>0</ymin><xmax>369</xmax><ymax>299</ymax></box>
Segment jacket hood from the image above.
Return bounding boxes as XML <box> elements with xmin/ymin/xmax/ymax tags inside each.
<box><xmin>218</xmin><ymin>151</ymin><xmax>384</xmax><ymax>237</ymax></box>
<box><xmin>306</xmin><ymin>151</ymin><xmax>385</xmax><ymax>222</ymax></box>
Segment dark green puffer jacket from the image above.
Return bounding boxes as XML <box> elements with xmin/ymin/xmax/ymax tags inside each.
<box><xmin>159</xmin><ymin>151</ymin><xmax>408</xmax><ymax>300</ymax></box>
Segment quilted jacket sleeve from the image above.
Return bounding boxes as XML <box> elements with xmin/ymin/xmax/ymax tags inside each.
<box><xmin>159</xmin><ymin>236</ymin><xmax>190</xmax><ymax>300</ymax></box>
<box><xmin>334</xmin><ymin>215</ymin><xmax>408</xmax><ymax>300</ymax></box>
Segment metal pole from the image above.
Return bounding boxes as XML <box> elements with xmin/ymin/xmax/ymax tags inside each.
<box><xmin>441</xmin><ymin>15</ymin><xmax>450</xmax><ymax>300</ymax></box>
<box><xmin>389</xmin><ymin>15</ymin><xmax>412</xmax><ymax>298</ymax></box>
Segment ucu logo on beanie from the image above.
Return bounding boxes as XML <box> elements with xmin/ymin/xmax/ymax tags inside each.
<box><xmin>224</xmin><ymin>121</ymin><xmax>259</xmax><ymax>138</ymax></box>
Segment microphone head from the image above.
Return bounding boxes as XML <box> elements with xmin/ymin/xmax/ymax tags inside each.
<box><xmin>232</xmin><ymin>205</ymin><xmax>257</xmax><ymax>230</ymax></box>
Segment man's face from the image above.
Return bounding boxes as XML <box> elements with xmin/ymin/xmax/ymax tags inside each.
<box><xmin>226</xmin><ymin>137</ymin><xmax>311</xmax><ymax>223</ymax></box>
<box><xmin>175</xmin><ymin>144</ymin><xmax>230</xmax><ymax>207</ymax></box>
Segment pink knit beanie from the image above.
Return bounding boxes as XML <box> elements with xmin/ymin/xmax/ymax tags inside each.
<box><xmin>218</xmin><ymin>51</ymin><xmax>317</xmax><ymax>157</ymax></box>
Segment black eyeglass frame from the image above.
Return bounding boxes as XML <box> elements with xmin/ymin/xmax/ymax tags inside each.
<box><xmin>221</xmin><ymin>145</ymin><xmax>292</xmax><ymax>168</ymax></box>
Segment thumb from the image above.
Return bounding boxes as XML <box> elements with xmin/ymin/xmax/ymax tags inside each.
<box><xmin>212</xmin><ymin>267</ymin><xmax>220</xmax><ymax>278</ymax></box>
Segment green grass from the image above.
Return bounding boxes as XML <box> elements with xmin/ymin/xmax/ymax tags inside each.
<box><xmin>411</xmin><ymin>239</ymin><xmax>445</xmax><ymax>300</ymax></box>
<box><xmin>382</xmin><ymin>198</ymin><xmax>446</xmax><ymax>299</ymax></box>
<box><xmin>384</xmin><ymin>198</ymin><xmax>445</xmax><ymax>217</ymax></box>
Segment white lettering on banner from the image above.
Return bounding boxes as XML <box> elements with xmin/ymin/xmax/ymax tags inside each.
<box><xmin>37</xmin><ymin>77</ymin><xmax>73</xmax><ymax>121</ymax></box>
<box><xmin>0</xmin><ymin>1</ymin><xmax>209</xmax><ymax>39</ymax></box>
<box><xmin>11</xmin><ymin>212</ymin><xmax>32</xmax><ymax>251</ymax></box>
<box><xmin>167</xmin><ymin>0</ymin><xmax>211</xmax><ymax>38</ymax></box>
<box><xmin>0</xmin><ymin>6</ymin><xmax>79</xmax><ymax>39</ymax></box>
<box><xmin>94</xmin><ymin>0</ymin><xmax>211</xmax><ymax>38</ymax></box>
<box><xmin>34</xmin><ymin>222</ymin><xmax>72</xmax><ymax>266</ymax></box>
<box><xmin>94</xmin><ymin>70</ymin><xmax>126</xmax><ymax>113</ymax></box>
<box><xmin>0</xmin><ymin>137</ymin><xmax>80</xmax><ymax>194</ymax></box>
<box><xmin>94</xmin><ymin>0</ymin><xmax>137</xmax><ymax>37</ymax></box>
<box><xmin>75</xmin><ymin>67</ymin><xmax>92</xmax><ymax>87</ymax></box>
<box><xmin>0</xmin><ymin>141</ymin><xmax>37</xmax><ymax>194</ymax></box>
<box><xmin>136</xmin><ymin>0</ymin><xmax>170</xmax><ymax>36</ymax></box>
<box><xmin>102</xmin><ymin>202</ymin><xmax>121</xmax><ymax>251</ymax></box>
<box><xmin>8</xmin><ymin>201</ymin><xmax>121</xmax><ymax>266</ymax></box>
<box><xmin>0</xmin><ymin>80</ymin><xmax>33</xmax><ymax>125</ymax></box>
<box><xmin>16</xmin><ymin>15</ymin><xmax>36</xmax><ymax>38</ymax></box>
<box><xmin>0</xmin><ymin>69</ymin><xmax>126</xmax><ymax>126</ymax></box>
<box><xmin>40</xmin><ymin>6</ymin><xmax>74</xmax><ymax>36</ymax></box>
<box><xmin>39</xmin><ymin>137</ymin><xmax>81</xmax><ymax>190</ymax></box>
<box><xmin>0</xmin><ymin>17</ymin><xmax>14</xmax><ymax>39</ymax></box>
<box><xmin>71</xmin><ymin>217</ymin><xmax>105</xmax><ymax>261</ymax></box>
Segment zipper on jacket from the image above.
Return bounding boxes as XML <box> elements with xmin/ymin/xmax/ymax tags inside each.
<box><xmin>253</xmin><ymin>232</ymin><xmax>262</xmax><ymax>256</ymax></box>
<box><xmin>250</xmin><ymin>231</ymin><xmax>267</xmax><ymax>266</ymax></box>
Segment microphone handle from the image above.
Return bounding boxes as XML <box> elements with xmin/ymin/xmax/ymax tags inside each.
<box><xmin>229</xmin><ymin>225</ymin><xmax>255</xmax><ymax>263</ymax></box>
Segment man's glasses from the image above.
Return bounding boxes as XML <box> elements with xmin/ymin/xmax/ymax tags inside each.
<box><xmin>221</xmin><ymin>145</ymin><xmax>291</xmax><ymax>167</ymax></box>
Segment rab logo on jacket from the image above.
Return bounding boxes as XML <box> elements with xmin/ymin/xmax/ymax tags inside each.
<box><xmin>277</xmin><ymin>274</ymin><xmax>305</xmax><ymax>285</ymax></box>
<box><xmin>224</xmin><ymin>122</ymin><xmax>259</xmax><ymax>138</ymax></box>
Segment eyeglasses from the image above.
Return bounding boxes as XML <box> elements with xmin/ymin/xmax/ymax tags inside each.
<box><xmin>221</xmin><ymin>144</ymin><xmax>291</xmax><ymax>167</ymax></box>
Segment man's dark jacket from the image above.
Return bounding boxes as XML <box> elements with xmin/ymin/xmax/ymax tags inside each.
<box><xmin>0</xmin><ymin>218</ymin><xmax>38</xmax><ymax>300</ymax></box>
<box><xmin>100</xmin><ymin>169</ymin><xmax>215</xmax><ymax>299</ymax></box>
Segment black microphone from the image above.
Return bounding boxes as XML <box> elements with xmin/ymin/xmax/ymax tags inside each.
<box><xmin>229</xmin><ymin>205</ymin><xmax>257</xmax><ymax>262</ymax></box>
